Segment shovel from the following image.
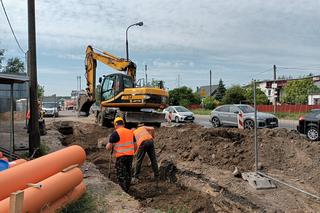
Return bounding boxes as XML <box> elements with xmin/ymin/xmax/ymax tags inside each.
<box><xmin>108</xmin><ymin>149</ymin><xmax>113</xmax><ymax>179</ymax></box>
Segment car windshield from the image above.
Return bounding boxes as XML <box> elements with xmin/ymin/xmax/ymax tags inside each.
<box><xmin>238</xmin><ymin>105</ymin><xmax>255</xmax><ymax>113</ymax></box>
<box><xmin>174</xmin><ymin>106</ymin><xmax>189</xmax><ymax>112</ymax></box>
<box><xmin>43</xmin><ymin>103</ymin><xmax>57</xmax><ymax>108</ymax></box>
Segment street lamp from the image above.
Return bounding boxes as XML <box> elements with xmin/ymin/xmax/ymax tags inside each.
<box><xmin>126</xmin><ymin>21</ymin><xmax>143</xmax><ymax>61</ymax></box>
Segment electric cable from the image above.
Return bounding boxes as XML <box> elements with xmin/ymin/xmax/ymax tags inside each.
<box><xmin>0</xmin><ymin>0</ymin><xmax>26</xmax><ymax>54</ymax></box>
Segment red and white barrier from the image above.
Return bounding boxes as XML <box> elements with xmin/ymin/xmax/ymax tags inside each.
<box><xmin>237</xmin><ymin>112</ymin><xmax>244</xmax><ymax>129</ymax></box>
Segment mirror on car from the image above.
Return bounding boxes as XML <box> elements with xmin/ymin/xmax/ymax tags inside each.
<box><xmin>233</xmin><ymin>111</ymin><xmax>239</xmax><ymax>114</ymax></box>
<box><xmin>99</xmin><ymin>77</ymin><xmax>102</xmax><ymax>84</ymax></box>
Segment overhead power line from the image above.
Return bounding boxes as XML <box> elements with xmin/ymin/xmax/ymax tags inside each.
<box><xmin>277</xmin><ymin>66</ymin><xmax>320</xmax><ymax>71</ymax></box>
<box><xmin>0</xmin><ymin>0</ymin><xmax>26</xmax><ymax>54</ymax></box>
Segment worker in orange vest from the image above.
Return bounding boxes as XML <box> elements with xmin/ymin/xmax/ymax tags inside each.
<box><xmin>132</xmin><ymin>123</ymin><xmax>159</xmax><ymax>183</ymax></box>
<box><xmin>106</xmin><ymin>117</ymin><xmax>135</xmax><ymax>192</ymax></box>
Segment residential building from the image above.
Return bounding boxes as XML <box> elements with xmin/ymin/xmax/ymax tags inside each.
<box><xmin>257</xmin><ymin>75</ymin><xmax>320</xmax><ymax>105</ymax></box>
<box><xmin>196</xmin><ymin>85</ymin><xmax>218</xmax><ymax>98</ymax></box>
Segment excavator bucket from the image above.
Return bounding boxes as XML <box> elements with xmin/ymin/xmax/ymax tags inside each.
<box><xmin>125</xmin><ymin>111</ymin><xmax>166</xmax><ymax>124</ymax></box>
<box><xmin>77</xmin><ymin>93</ymin><xmax>95</xmax><ymax>116</ymax></box>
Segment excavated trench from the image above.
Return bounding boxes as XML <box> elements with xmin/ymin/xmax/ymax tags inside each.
<box><xmin>53</xmin><ymin>121</ymin><xmax>266</xmax><ymax>212</ymax></box>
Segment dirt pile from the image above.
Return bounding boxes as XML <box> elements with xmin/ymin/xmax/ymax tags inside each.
<box><xmin>53</xmin><ymin>121</ymin><xmax>320</xmax><ymax>212</ymax></box>
<box><xmin>155</xmin><ymin>125</ymin><xmax>320</xmax><ymax>175</ymax></box>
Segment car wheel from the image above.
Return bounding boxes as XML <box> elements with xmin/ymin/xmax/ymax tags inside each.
<box><xmin>175</xmin><ymin>116</ymin><xmax>179</xmax><ymax>123</ymax></box>
<box><xmin>211</xmin><ymin>117</ymin><xmax>220</xmax><ymax>128</ymax></box>
<box><xmin>307</xmin><ymin>127</ymin><xmax>319</xmax><ymax>141</ymax></box>
<box><xmin>244</xmin><ymin>119</ymin><xmax>254</xmax><ymax>129</ymax></box>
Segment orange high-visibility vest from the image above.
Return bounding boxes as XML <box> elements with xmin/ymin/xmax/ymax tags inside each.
<box><xmin>133</xmin><ymin>127</ymin><xmax>153</xmax><ymax>150</ymax></box>
<box><xmin>114</xmin><ymin>127</ymin><xmax>135</xmax><ymax>158</ymax></box>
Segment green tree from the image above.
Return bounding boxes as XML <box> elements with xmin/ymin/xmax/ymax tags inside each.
<box><xmin>203</xmin><ymin>97</ymin><xmax>220</xmax><ymax>109</ymax></box>
<box><xmin>37</xmin><ymin>84</ymin><xmax>44</xmax><ymax>99</ymax></box>
<box><xmin>3</xmin><ymin>57</ymin><xmax>24</xmax><ymax>73</ymax></box>
<box><xmin>245</xmin><ymin>87</ymin><xmax>269</xmax><ymax>105</ymax></box>
<box><xmin>0</xmin><ymin>49</ymin><xmax>4</xmax><ymax>70</ymax></box>
<box><xmin>214</xmin><ymin>79</ymin><xmax>226</xmax><ymax>101</ymax></box>
<box><xmin>282</xmin><ymin>79</ymin><xmax>320</xmax><ymax>104</ymax></box>
<box><xmin>169</xmin><ymin>86</ymin><xmax>200</xmax><ymax>106</ymax></box>
<box><xmin>222</xmin><ymin>85</ymin><xmax>246</xmax><ymax>104</ymax></box>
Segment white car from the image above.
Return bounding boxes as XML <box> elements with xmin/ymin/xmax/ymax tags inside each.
<box><xmin>163</xmin><ymin>106</ymin><xmax>194</xmax><ymax>123</ymax></box>
<box><xmin>42</xmin><ymin>102</ymin><xmax>59</xmax><ymax>117</ymax></box>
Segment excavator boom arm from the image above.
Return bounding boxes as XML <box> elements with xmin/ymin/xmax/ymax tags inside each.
<box><xmin>85</xmin><ymin>45</ymin><xmax>136</xmax><ymax>100</ymax></box>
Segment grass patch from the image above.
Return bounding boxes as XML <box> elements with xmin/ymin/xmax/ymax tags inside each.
<box><xmin>60</xmin><ymin>192</ymin><xmax>96</xmax><ymax>213</ymax></box>
<box><xmin>272</xmin><ymin>112</ymin><xmax>303</xmax><ymax>120</ymax></box>
<box><xmin>38</xmin><ymin>142</ymin><xmax>50</xmax><ymax>156</ymax></box>
<box><xmin>191</xmin><ymin>109</ymin><xmax>211</xmax><ymax>115</ymax></box>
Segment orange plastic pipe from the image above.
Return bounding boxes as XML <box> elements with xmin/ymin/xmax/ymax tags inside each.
<box><xmin>9</xmin><ymin>159</ymin><xmax>27</xmax><ymax>168</ymax></box>
<box><xmin>0</xmin><ymin>145</ymin><xmax>86</xmax><ymax>201</ymax></box>
<box><xmin>42</xmin><ymin>182</ymin><xmax>86</xmax><ymax>213</ymax></box>
<box><xmin>0</xmin><ymin>168</ymin><xmax>83</xmax><ymax>213</ymax></box>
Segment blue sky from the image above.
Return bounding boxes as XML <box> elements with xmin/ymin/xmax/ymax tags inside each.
<box><xmin>1</xmin><ymin>0</ymin><xmax>320</xmax><ymax>95</ymax></box>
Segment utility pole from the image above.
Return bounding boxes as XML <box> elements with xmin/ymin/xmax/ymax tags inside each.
<box><xmin>145</xmin><ymin>65</ymin><xmax>148</xmax><ymax>86</ymax></box>
<box><xmin>273</xmin><ymin>65</ymin><xmax>277</xmax><ymax>113</ymax></box>
<box><xmin>79</xmin><ymin>76</ymin><xmax>81</xmax><ymax>91</ymax></box>
<box><xmin>28</xmin><ymin>0</ymin><xmax>40</xmax><ymax>156</ymax></box>
<box><xmin>177</xmin><ymin>74</ymin><xmax>180</xmax><ymax>88</ymax></box>
<box><xmin>76</xmin><ymin>76</ymin><xmax>79</xmax><ymax>91</ymax></box>
<box><xmin>210</xmin><ymin>70</ymin><xmax>212</xmax><ymax>97</ymax></box>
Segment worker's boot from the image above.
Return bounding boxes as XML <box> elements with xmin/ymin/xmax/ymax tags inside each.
<box><xmin>131</xmin><ymin>177</ymin><xmax>140</xmax><ymax>184</ymax></box>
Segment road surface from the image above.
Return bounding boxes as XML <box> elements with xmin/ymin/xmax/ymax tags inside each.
<box><xmin>47</xmin><ymin>111</ymin><xmax>298</xmax><ymax>130</ymax></box>
<box><xmin>194</xmin><ymin>114</ymin><xmax>298</xmax><ymax>130</ymax></box>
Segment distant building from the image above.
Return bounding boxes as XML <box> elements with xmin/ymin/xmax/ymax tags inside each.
<box><xmin>308</xmin><ymin>94</ymin><xmax>320</xmax><ymax>105</ymax></box>
<box><xmin>257</xmin><ymin>75</ymin><xmax>320</xmax><ymax>105</ymax></box>
<box><xmin>196</xmin><ymin>85</ymin><xmax>218</xmax><ymax>98</ymax></box>
<box><xmin>0</xmin><ymin>73</ymin><xmax>28</xmax><ymax>112</ymax></box>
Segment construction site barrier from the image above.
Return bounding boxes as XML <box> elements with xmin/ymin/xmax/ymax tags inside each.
<box><xmin>0</xmin><ymin>168</ymin><xmax>83</xmax><ymax>213</ymax></box>
<box><xmin>237</xmin><ymin>112</ymin><xmax>244</xmax><ymax>129</ymax></box>
<box><xmin>42</xmin><ymin>182</ymin><xmax>86</xmax><ymax>213</ymax></box>
<box><xmin>0</xmin><ymin>145</ymin><xmax>86</xmax><ymax>201</ymax></box>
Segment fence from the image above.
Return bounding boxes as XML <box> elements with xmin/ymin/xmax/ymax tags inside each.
<box><xmin>0</xmin><ymin>81</ymin><xmax>29</xmax><ymax>156</ymax></box>
<box><xmin>257</xmin><ymin>104</ymin><xmax>320</xmax><ymax>113</ymax></box>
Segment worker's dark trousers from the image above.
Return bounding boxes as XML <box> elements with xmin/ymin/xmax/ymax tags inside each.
<box><xmin>115</xmin><ymin>155</ymin><xmax>133</xmax><ymax>192</ymax></box>
<box><xmin>134</xmin><ymin>140</ymin><xmax>159</xmax><ymax>179</ymax></box>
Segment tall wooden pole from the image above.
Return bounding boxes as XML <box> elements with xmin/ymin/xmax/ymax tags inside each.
<box><xmin>209</xmin><ymin>70</ymin><xmax>212</xmax><ymax>97</ymax></box>
<box><xmin>28</xmin><ymin>0</ymin><xmax>40</xmax><ymax>156</ymax></box>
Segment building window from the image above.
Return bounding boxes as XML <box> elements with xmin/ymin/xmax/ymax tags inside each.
<box><xmin>268</xmin><ymin>90</ymin><xmax>271</xmax><ymax>96</ymax></box>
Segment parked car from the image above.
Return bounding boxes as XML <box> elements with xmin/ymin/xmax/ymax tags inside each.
<box><xmin>163</xmin><ymin>106</ymin><xmax>194</xmax><ymax>123</ymax></box>
<box><xmin>210</xmin><ymin>104</ymin><xmax>278</xmax><ymax>129</ymax></box>
<box><xmin>297</xmin><ymin>110</ymin><xmax>320</xmax><ymax>141</ymax></box>
<box><xmin>42</xmin><ymin>102</ymin><xmax>59</xmax><ymax>117</ymax></box>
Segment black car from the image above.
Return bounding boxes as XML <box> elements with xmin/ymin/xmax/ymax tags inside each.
<box><xmin>297</xmin><ymin>109</ymin><xmax>320</xmax><ymax>141</ymax></box>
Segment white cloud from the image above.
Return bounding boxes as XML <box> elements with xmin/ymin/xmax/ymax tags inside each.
<box><xmin>1</xmin><ymin>0</ymin><xmax>320</xmax><ymax>94</ymax></box>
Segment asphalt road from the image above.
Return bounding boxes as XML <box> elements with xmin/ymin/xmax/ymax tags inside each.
<box><xmin>194</xmin><ymin>114</ymin><xmax>298</xmax><ymax>130</ymax></box>
<box><xmin>51</xmin><ymin>111</ymin><xmax>298</xmax><ymax>130</ymax></box>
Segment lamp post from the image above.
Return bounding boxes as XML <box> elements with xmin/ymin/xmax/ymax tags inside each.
<box><xmin>126</xmin><ymin>21</ymin><xmax>143</xmax><ymax>61</ymax></box>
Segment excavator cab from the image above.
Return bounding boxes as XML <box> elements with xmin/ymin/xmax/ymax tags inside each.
<box><xmin>100</xmin><ymin>73</ymin><xmax>134</xmax><ymax>103</ymax></box>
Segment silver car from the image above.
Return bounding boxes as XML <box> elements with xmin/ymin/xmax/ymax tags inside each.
<box><xmin>210</xmin><ymin>104</ymin><xmax>278</xmax><ymax>129</ymax></box>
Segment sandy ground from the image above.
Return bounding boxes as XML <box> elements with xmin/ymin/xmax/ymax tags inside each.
<box><xmin>41</xmin><ymin>111</ymin><xmax>320</xmax><ymax>212</ymax></box>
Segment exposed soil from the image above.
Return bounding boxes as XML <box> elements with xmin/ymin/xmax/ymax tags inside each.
<box><xmin>50</xmin><ymin>120</ymin><xmax>320</xmax><ymax>212</ymax></box>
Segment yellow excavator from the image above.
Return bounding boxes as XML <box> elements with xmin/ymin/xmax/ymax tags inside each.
<box><xmin>78</xmin><ymin>45</ymin><xmax>168</xmax><ymax>127</ymax></box>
